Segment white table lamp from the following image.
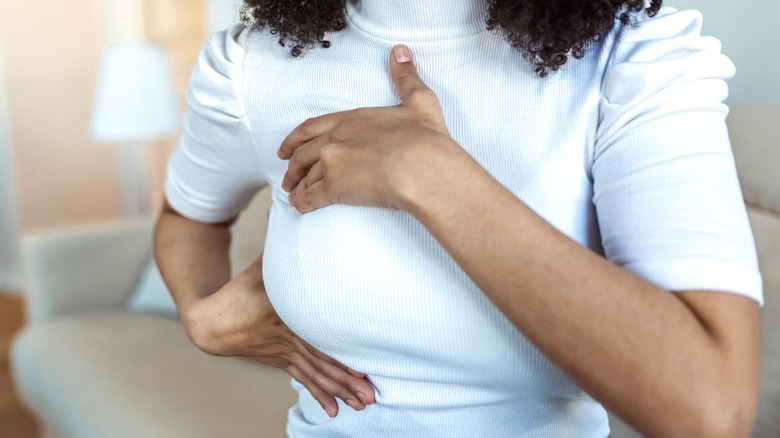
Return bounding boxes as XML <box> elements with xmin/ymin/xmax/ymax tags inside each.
<box><xmin>90</xmin><ymin>42</ymin><xmax>180</xmax><ymax>216</ymax></box>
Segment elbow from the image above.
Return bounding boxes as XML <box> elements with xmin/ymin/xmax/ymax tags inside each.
<box><xmin>696</xmin><ymin>397</ymin><xmax>756</xmax><ymax>438</ymax></box>
<box><xmin>181</xmin><ymin>304</ymin><xmax>223</xmax><ymax>357</ymax></box>
<box><xmin>186</xmin><ymin>323</ymin><xmax>219</xmax><ymax>356</ymax></box>
<box><xmin>698</xmin><ymin>360</ymin><xmax>760</xmax><ymax>438</ymax></box>
<box><xmin>638</xmin><ymin>386</ymin><xmax>758</xmax><ymax>438</ymax></box>
<box><xmin>182</xmin><ymin>310</ymin><xmax>211</xmax><ymax>354</ymax></box>
<box><xmin>661</xmin><ymin>388</ymin><xmax>758</xmax><ymax>438</ymax></box>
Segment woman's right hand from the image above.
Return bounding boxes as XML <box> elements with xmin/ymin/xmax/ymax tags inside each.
<box><xmin>181</xmin><ymin>254</ymin><xmax>375</xmax><ymax>417</ymax></box>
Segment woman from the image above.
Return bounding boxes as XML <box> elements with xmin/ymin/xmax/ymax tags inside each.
<box><xmin>154</xmin><ymin>0</ymin><xmax>763</xmax><ymax>436</ymax></box>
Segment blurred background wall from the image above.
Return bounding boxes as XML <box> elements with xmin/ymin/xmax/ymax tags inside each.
<box><xmin>0</xmin><ymin>0</ymin><xmax>776</xmax><ymax>292</ymax></box>
<box><xmin>0</xmin><ymin>0</ymin><xmax>121</xmax><ymax>234</ymax></box>
<box><xmin>0</xmin><ymin>0</ymin><xmax>242</xmax><ymax>291</ymax></box>
<box><xmin>665</xmin><ymin>0</ymin><xmax>780</xmax><ymax>106</ymax></box>
<box><xmin>0</xmin><ymin>45</ymin><xmax>19</xmax><ymax>289</ymax></box>
<box><xmin>207</xmin><ymin>0</ymin><xmax>245</xmax><ymax>33</ymax></box>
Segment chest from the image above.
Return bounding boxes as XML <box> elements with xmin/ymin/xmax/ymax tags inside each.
<box><xmin>251</xmin><ymin>28</ymin><xmax>605</xmax><ymax>387</ymax></box>
<box><xmin>243</xmin><ymin>28</ymin><xmax>603</xmax><ymax>245</ymax></box>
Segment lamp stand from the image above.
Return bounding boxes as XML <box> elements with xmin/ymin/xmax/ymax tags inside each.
<box><xmin>115</xmin><ymin>141</ymin><xmax>151</xmax><ymax>217</ymax></box>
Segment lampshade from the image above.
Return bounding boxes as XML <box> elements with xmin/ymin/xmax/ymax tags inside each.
<box><xmin>90</xmin><ymin>42</ymin><xmax>180</xmax><ymax>143</ymax></box>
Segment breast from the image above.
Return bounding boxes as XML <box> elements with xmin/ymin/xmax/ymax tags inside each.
<box><xmin>262</xmin><ymin>190</ymin><xmax>579</xmax><ymax>401</ymax></box>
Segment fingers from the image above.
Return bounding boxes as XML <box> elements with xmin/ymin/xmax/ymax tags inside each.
<box><xmin>306</xmin><ymin>346</ymin><xmax>376</xmax><ymax>405</ymax></box>
<box><xmin>278</xmin><ymin>110</ymin><xmax>350</xmax><ymax>160</ymax></box>
<box><xmin>289</xmin><ymin>179</ymin><xmax>329</xmax><ymax>213</ymax></box>
<box><xmin>347</xmin><ymin>368</ymin><xmax>367</xmax><ymax>378</ymax></box>
<box><xmin>284</xmin><ymin>364</ymin><xmax>340</xmax><ymax>418</ymax></box>
<box><xmin>281</xmin><ymin>337</ymin><xmax>375</xmax><ymax>417</ymax></box>
<box><xmin>282</xmin><ymin>138</ymin><xmax>326</xmax><ymax>192</ymax></box>
<box><xmin>390</xmin><ymin>45</ymin><xmax>435</xmax><ymax>107</ymax></box>
<box><xmin>289</xmin><ymin>161</ymin><xmax>332</xmax><ymax>213</ymax></box>
<box><xmin>293</xmin><ymin>356</ymin><xmax>366</xmax><ymax>410</ymax></box>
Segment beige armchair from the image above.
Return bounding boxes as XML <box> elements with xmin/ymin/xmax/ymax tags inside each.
<box><xmin>11</xmin><ymin>107</ymin><xmax>779</xmax><ymax>437</ymax></box>
<box><xmin>12</xmin><ymin>189</ymin><xmax>297</xmax><ymax>438</ymax></box>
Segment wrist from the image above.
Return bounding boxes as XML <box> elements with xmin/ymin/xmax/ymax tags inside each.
<box><xmin>397</xmin><ymin>138</ymin><xmax>482</xmax><ymax>219</ymax></box>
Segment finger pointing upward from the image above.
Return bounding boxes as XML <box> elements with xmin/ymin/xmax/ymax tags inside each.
<box><xmin>390</xmin><ymin>45</ymin><xmax>445</xmax><ymax>122</ymax></box>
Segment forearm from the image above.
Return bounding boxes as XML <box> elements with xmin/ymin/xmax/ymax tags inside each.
<box><xmin>153</xmin><ymin>200</ymin><xmax>234</xmax><ymax>322</ymax></box>
<box><xmin>403</xmin><ymin>146</ymin><xmax>758</xmax><ymax>437</ymax></box>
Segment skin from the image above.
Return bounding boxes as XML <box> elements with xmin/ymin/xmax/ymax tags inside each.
<box><xmin>274</xmin><ymin>45</ymin><xmax>762</xmax><ymax>437</ymax></box>
<box><xmin>154</xmin><ymin>204</ymin><xmax>376</xmax><ymax>417</ymax></box>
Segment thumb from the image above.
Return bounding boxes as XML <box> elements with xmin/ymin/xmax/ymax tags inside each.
<box><xmin>390</xmin><ymin>45</ymin><xmax>435</xmax><ymax>107</ymax></box>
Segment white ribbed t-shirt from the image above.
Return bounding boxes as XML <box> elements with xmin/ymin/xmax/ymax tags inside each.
<box><xmin>165</xmin><ymin>1</ymin><xmax>763</xmax><ymax>436</ymax></box>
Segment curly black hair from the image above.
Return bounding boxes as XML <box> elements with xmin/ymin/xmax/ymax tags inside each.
<box><xmin>240</xmin><ymin>0</ymin><xmax>662</xmax><ymax>77</ymax></box>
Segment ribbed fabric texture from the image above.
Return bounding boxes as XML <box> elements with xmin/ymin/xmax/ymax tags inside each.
<box><xmin>165</xmin><ymin>1</ymin><xmax>762</xmax><ymax>436</ymax></box>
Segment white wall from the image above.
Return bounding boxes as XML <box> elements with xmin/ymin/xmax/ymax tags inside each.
<box><xmin>205</xmin><ymin>0</ymin><xmax>244</xmax><ymax>34</ymax></box>
<box><xmin>664</xmin><ymin>0</ymin><xmax>780</xmax><ymax>106</ymax></box>
<box><xmin>0</xmin><ymin>45</ymin><xmax>20</xmax><ymax>291</ymax></box>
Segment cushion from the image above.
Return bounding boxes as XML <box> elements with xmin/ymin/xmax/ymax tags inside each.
<box><xmin>728</xmin><ymin>106</ymin><xmax>780</xmax><ymax>215</ymax></box>
<box><xmin>11</xmin><ymin>312</ymin><xmax>296</xmax><ymax>438</ymax></box>
<box><xmin>124</xmin><ymin>255</ymin><xmax>178</xmax><ymax>317</ymax></box>
<box><xmin>229</xmin><ymin>187</ymin><xmax>271</xmax><ymax>277</ymax></box>
<box><xmin>124</xmin><ymin>187</ymin><xmax>272</xmax><ymax>316</ymax></box>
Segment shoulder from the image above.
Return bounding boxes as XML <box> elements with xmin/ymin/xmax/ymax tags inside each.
<box><xmin>600</xmin><ymin>6</ymin><xmax>735</xmax><ymax>104</ymax></box>
<box><xmin>187</xmin><ymin>25</ymin><xmax>254</xmax><ymax>121</ymax></box>
<box><xmin>198</xmin><ymin>24</ymin><xmax>251</xmax><ymax>76</ymax></box>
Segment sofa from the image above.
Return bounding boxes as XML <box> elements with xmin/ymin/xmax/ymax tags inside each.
<box><xmin>11</xmin><ymin>106</ymin><xmax>779</xmax><ymax>437</ymax></box>
<box><xmin>10</xmin><ymin>185</ymin><xmax>303</xmax><ymax>438</ymax></box>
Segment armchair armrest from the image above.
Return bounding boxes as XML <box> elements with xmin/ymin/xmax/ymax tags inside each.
<box><xmin>22</xmin><ymin>218</ymin><xmax>154</xmax><ymax>323</ymax></box>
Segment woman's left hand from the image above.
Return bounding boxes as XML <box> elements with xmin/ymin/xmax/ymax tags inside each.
<box><xmin>278</xmin><ymin>45</ymin><xmax>468</xmax><ymax>213</ymax></box>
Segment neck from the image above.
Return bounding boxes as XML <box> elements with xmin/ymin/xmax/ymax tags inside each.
<box><xmin>346</xmin><ymin>0</ymin><xmax>488</xmax><ymax>41</ymax></box>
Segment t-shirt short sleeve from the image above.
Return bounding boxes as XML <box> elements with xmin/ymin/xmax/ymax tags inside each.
<box><xmin>594</xmin><ymin>8</ymin><xmax>763</xmax><ymax>304</ymax></box>
<box><xmin>164</xmin><ymin>25</ymin><xmax>267</xmax><ymax>224</ymax></box>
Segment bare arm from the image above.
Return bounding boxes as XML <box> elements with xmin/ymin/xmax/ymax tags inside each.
<box><xmin>405</xmin><ymin>158</ymin><xmax>761</xmax><ymax>438</ymax></box>
<box><xmin>153</xmin><ymin>199</ymin><xmax>235</xmax><ymax>329</ymax></box>
<box><xmin>279</xmin><ymin>45</ymin><xmax>761</xmax><ymax>437</ymax></box>
<box><xmin>153</xmin><ymin>199</ymin><xmax>376</xmax><ymax>416</ymax></box>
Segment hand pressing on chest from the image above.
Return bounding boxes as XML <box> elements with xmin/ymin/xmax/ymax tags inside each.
<box><xmin>279</xmin><ymin>45</ymin><xmax>474</xmax><ymax>215</ymax></box>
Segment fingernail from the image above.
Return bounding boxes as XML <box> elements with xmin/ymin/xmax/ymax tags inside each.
<box><xmin>346</xmin><ymin>399</ymin><xmax>360</xmax><ymax>411</ymax></box>
<box><xmin>356</xmin><ymin>392</ymin><xmax>369</xmax><ymax>404</ymax></box>
<box><xmin>394</xmin><ymin>45</ymin><xmax>412</xmax><ymax>63</ymax></box>
<box><xmin>325</xmin><ymin>405</ymin><xmax>336</xmax><ymax>417</ymax></box>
